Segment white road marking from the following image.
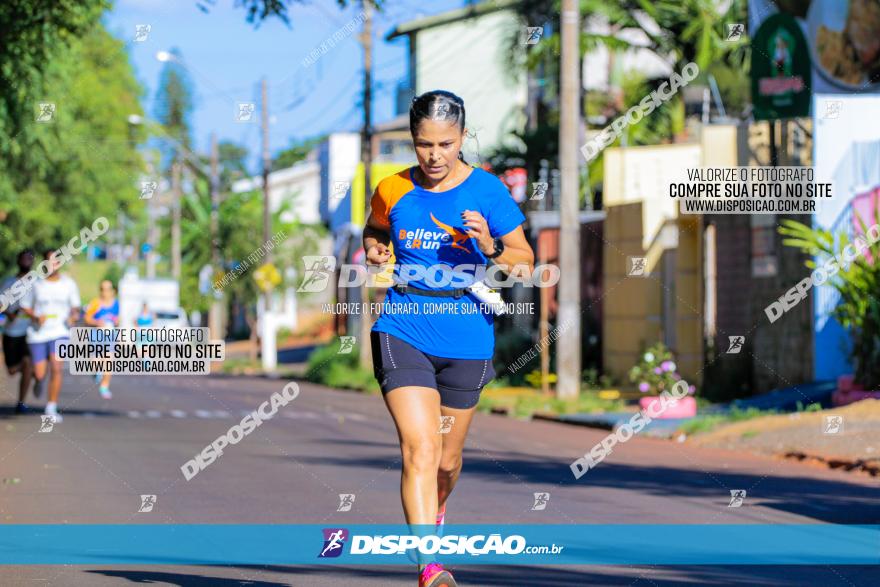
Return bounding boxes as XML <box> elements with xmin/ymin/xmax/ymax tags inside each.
<box><xmin>117</xmin><ymin>408</ymin><xmax>370</xmax><ymax>423</ymax></box>
<box><xmin>282</xmin><ymin>411</ymin><xmax>319</xmax><ymax>419</ymax></box>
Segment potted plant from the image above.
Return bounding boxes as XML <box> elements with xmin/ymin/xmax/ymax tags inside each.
<box><xmin>628</xmin><ymin>342</ymin><xmax>697</xmax><ymax>418</ymax></box>
<box><xmin>780</xmin><ymin>206</ymin><xmax>880</xmax><ymax>406</ymax></box>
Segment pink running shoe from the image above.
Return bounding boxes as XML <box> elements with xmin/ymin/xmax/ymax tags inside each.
<box><xmin>419</xmin><ymin>562</ymin><xmax>457</xmax><ymax>587</ymax></box>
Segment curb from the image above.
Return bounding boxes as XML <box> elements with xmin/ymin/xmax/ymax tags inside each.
<box><xmin>784</xmin><ymin>451</ymin><xmax>880</xmax><ymax>477</ymax></box>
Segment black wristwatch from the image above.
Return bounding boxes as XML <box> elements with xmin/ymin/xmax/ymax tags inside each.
<box><xmin>485</xmin><ymin>237</ymin><xmax>504</xmax><ymax>259</ymax></box>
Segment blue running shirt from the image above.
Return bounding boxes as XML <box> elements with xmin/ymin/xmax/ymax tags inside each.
<box><xmin>369</xmin><ymin>166</ymin><xmax>526</xmax><ymax>359</ymax></box>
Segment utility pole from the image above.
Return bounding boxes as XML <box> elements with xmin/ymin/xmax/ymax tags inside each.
<box><xmin>260</xmin><ymin>77</ymin><xmax>277</xmax><ymax>373</ymax></box>
<box><xmin>146</xmin><ymin>199</ymin><xmax>157</xmax><ymax>278</ymax></box>
<box><xmin>358</xmin><ymin>0</ymin><xmax>374</xmax><ymax>370</ymax></box>
<box><xmin>209</xmin><ymin>132</ymin><xmax>223</xmax><ymax>341</ymax></box>
<box><xmin>262</xmin><ymin>78</ymin><xmax>272</xmax><ymax>266</ymax></box>
<box><xmin>145</xmin><ymin>153</ymin><xmax>158</xmax><ymax>278</ymax></box>
<box><xmin>557</xmin><ymin>0</ymin><xmax>581</xmax><ymax>400</ymax></box>
<box><xmin>171</xmin><ymin>157</ymin><xmax>182</xmax><ymax>280</ymax></box>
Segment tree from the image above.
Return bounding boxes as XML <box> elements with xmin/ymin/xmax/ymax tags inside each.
<box><xmin>195</xmin><ymin>0</ymin><xmax>372</xmax><ymax>26</ymax></box>
<box><xmin>272</xmin><ymin>136</ymin><xmax>324</xmax><ymax>171</ymax></box>
<box><xmin>164</xmin><ymin>174</ymin><xmax>325</xmax><ymax>333</ymax></box>
<box><xmin>218</xmin><ymin>141</ymin><xmax>250</xmax><ymax>190</ymax></box>
<box><xmin>0</xmin><ymin>2</ymin><xmax>145</xmax><ymax>262</ymax></box>
<box><xmin>154</xmin><ymin>47</ymin><xmax>195</xmax><ymax>169</ymax></box>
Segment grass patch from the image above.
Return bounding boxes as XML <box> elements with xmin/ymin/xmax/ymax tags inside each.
<box><xmin>66</xmin><ymin>260</ymin><xmax>111</xmax><ymax>301</ymax></box>
<box><xmin>477</xmin><ymin>390</ymin><xmax>627</xmax><ymax>419</ymax></box>
<box><xmin>305</xmin><ymin>338</ymin><xmax>380</xmax><ymax>394</ymax></box>
<box><xmin>678</xmin><ymin>406</ymin><xmax>774</xmax><ymax>436</ymax></box>
<box><xmin>221</xmin><ymin>357</ymin><xmax>261</xmax><ymax>374</ymax></box>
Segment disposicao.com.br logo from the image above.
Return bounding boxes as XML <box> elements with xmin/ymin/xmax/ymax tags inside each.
<box><xmin>318</xmin><ymin>529</ymin><xmax>563</xmax><ymax>558</ymax></box>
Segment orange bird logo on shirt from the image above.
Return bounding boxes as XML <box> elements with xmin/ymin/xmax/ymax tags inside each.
<box><xmin>430</xmin><ymin>213</ymin><xmax>471</xmax><ymax>252</ymax></box>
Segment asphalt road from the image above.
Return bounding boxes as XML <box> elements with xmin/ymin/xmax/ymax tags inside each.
<box><xmin>1</xmin><ymin>370</ymin><xmax>878</xmax><ymax>586</ymax></box>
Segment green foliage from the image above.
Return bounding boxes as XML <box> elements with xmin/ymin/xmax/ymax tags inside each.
<box><xmin>0</xmin><ymin>4</ymin><xmax>146</xmax><ymax>262</ymax></box>
<box><xmin>102</xmin><ymin>263</ymin><xmax>124</xmax><ymax>292</ymax></box>
<box><xmin>195</xmin><ymin>0</ymin><xmax>362</xmax><ymax>27</ymax></box>
<box><xmin>620</xmin><ymin>71</ymin><xmax>685</xmax><ymax>146</ymax></box>
<box><xmin>164</xmin><ymin>175</ymin><xmax>325</xmax><ymax>314</ymax></box>
<box><xmin>582</xmin><ymin>367</ymin><xmax>616</xmax><ymax>390</ymax></box>
<box><xmin>154</xmin><ymin>47</ymin><xmax>195</xmax><ymax>168</ymax></box>
<box><xmin>779</xmin><ymin>211</ymin><xmax>880</xmax><ymax>389</ymax></box>
<box><xmin>629</xmin><ymin>342</ymin><xmax>693</xmax><ymax>395</ymax></box>
<box><xmin>511</xmin><ymin>0</ymin><xmax>748</xmax><ymax>85</ymax></box>
<box><xmin>677</xmin><ymin>406</ymin><xmax>773</xmax><ymax>436</ymax></box>
<box><xmin>272</xmin><ymin>136</ymin><xmax>325</xmax><ymax>171</ymax></box>
<box><xmin>305</xmin><ymin>337</ymin><xmax>379</xmax><ymax>393</ymax></box>
<box><xmin>492</xmin><ymin>330</ymin><xmax>536</xmax><ymax>387</ymax></box>
<box><xmin>795</xmin><ymin>401</ymin><xmax>823</xmax><ymax>413</ymax></box>
<box><xmin>477</xmin><ymin>390</ymin><xmax>626</xmax><ymax>418</ymax></box>
<box><xmin>218</xmin><ymin>141</ymin><xmax>250</xmax><ymax>190</ymax></box>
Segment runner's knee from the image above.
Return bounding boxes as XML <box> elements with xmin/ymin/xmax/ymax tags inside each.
<box><xmin>401</xmin><ymin>437</ymin><xmax>441</xmax><ymax>474</ymax></box>
<box><xmin>438</xmin><ymin>455</ymin><xmax>462</xmax><ymax>478</ymax></box>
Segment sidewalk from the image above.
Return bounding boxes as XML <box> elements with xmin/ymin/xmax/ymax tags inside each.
<box><xmin>690</xmin><ymin>399</ymin><xmax>880</xmax><ymax>476</ymax></box>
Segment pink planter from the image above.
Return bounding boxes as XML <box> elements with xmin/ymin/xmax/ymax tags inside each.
<box><xmin>832</xmin><ymin>374</ymin><xmax>880</xmax><ymax>406</ymax></box>
<box><xmin>638</xmin><ymin>396</ymin><xmax>697</xmax><ymax>419</ymax></box>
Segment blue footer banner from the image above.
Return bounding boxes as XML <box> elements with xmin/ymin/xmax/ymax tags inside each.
<box><xmin>1</xmin><ymin>524</ymin><xmax>878</xmax><ymax>565</ymax></box>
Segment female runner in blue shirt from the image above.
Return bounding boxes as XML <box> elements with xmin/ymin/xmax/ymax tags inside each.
<box><xmin>364</xmin><ymin>90</ymin><xmax>534</xmax><ymax>587</ymax></box>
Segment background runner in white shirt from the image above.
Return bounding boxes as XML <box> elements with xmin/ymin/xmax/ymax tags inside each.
<box><xmin>19</xmin><ymin>249</ymin><xmax>81</xmax><ymax>422</ymax></box>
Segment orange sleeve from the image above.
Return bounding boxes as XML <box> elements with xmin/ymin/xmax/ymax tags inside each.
<box><xmin>84</xmin><ymin>299</ymin><xmax>100</xmax><ymax>324</ymax></box>
<box><xmin>369</xmin><ymin>170</ymin><xmax>415</xmax><ymax>231</ymax></box>
<box><xmin>370</xmin><ymin>187</ymin><xmax>391</xmax><ymax>230</ymax></box>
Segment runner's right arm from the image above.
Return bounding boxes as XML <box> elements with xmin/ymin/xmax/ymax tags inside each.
<box><xmin>363</xmin><ymin>212</ymin><xmax>392</xmax><ymax>266</ymax></box>
<box><xmin>18</xmin><ymin>286</ymin><xmax>42</xmax><ymax>324</ymax></box>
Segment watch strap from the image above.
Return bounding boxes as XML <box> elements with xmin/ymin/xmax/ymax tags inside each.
<box><xmin>485</xmin><ymin>237</ymin><xmax>504</xmax><ymax>259</ymax></box>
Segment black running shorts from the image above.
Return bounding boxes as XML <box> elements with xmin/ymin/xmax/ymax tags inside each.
<box><xmin>370</xmin><ymin>330</ymin><xmax>496</xmax><ymax>409</ymax></box>
<box><xmin>2</xmin><ymin>335</ymin><xmax>30</xmax><ymax>369</ymax></box>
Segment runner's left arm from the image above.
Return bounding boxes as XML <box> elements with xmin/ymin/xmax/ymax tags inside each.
<box><xmin>18</xmin><ymin>285</ymin><xmax>40</xmax><ymax>323</ymax></box>
<box><xmin>462</xmin><ymin>211</ymin><xmax>534</xmax><ymax>277</ymax></box>
<box><xmin>68</xmin><ymin>281</ymin><xmax>82</xmax><ymax>326</ymax></box>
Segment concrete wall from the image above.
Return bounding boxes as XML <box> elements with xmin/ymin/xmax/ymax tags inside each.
<box><xmin>602</xmin><ymin>143</ymin><xmax>704</xmax><ymax>387</ymax></box>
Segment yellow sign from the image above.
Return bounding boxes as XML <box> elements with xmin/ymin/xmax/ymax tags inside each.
<box><xmin>350</xmin><ymin>162</ymin><xmax>412</xmax><ymax>227</ymax></box>
<box><xmin>253</xmin><ymin>263</ymin><xmax>282</xmax><ymax>292</ymax></box>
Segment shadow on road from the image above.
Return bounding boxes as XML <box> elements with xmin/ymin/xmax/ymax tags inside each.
<box><xmin>143</xmin><ymin>563</ymin><xmax>877</xmax><ymax>586</ymax></box>
<box><xmin>87</xmin><ymin>569</ymin><xmax>290</xmax><ymax>586</ymax></box>
<box><xmin>282</xmin><ymin>448</ymin><xmax>880</xmax><ymax>525</ymax></box>
<box><xmin>0</xmin><ymin>406</ymin><xmax>120</xmax><ymax>419</ymax></box>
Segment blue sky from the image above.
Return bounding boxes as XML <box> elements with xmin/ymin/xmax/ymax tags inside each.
<box><xmin>106</xmin><ymin>0</ymin><xmax>465</xmax><ymax>165</ymax></box>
